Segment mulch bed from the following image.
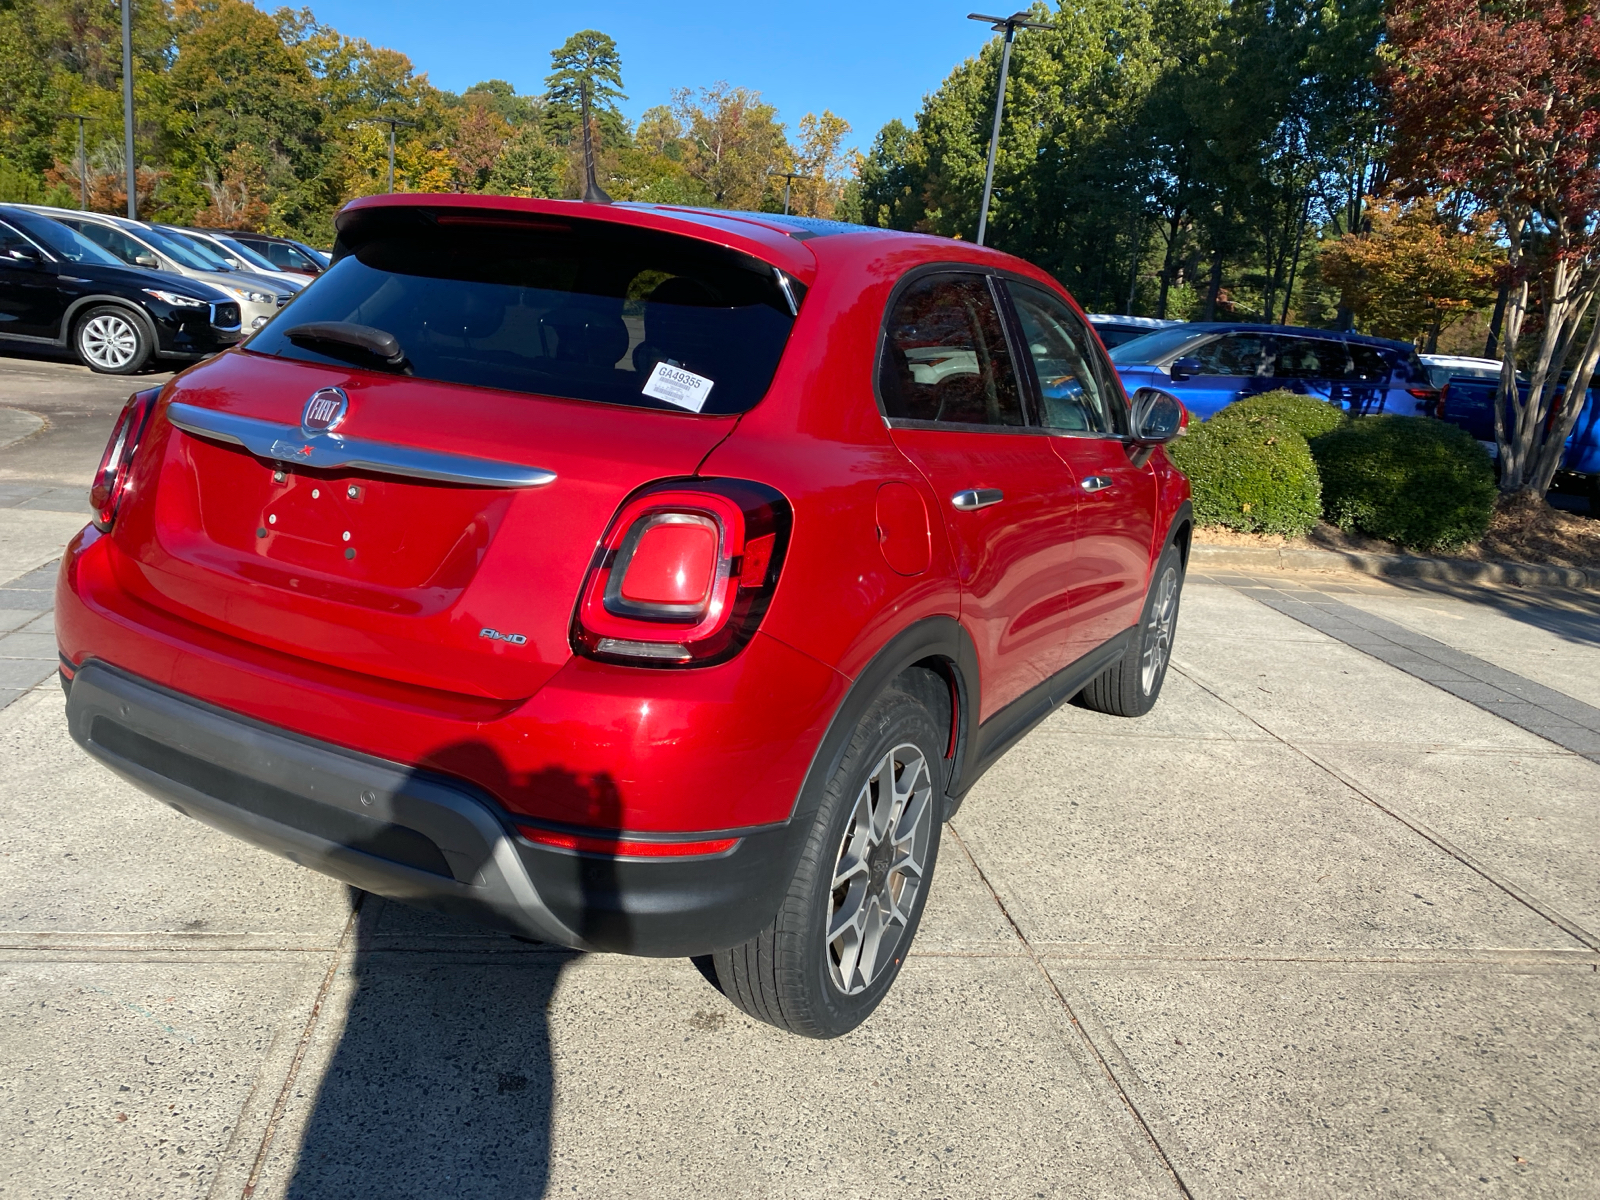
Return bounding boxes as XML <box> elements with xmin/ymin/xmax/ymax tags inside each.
<box><xmin>1193</xmin><ymin>494</ymin><xmax>1600</xmax><ymax>571</ymax></box>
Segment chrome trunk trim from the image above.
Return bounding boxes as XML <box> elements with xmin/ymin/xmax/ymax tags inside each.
<box><xmin>167</xmin><ymin>401</ymin><xmax>557</xmax><ymax>489</ymax></box>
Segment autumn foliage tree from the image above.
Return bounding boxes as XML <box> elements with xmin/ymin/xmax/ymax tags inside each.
<box><xmin>1385</xmin><ymin>0</ymin><xmax>1600</xmax><ymax>496</ymax></box>
<box><xmin>1318</xmin><ymin>197</ymin><xmax>1499</xmax><ymax>349</ymax></box>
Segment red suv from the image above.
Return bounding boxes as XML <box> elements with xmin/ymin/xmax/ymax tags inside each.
<box><xmin>57</xmin><ymin>196</ymin><xmax>1191</xmax><ymax>1038</ymax></box>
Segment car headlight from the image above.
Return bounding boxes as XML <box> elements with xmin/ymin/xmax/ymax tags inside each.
<box><xmin>223</xmin><ymin>287</ymin><xmax>274</xmax><ymax>304</ymax></box>
<box><xmin>143</xmin><ymin>288</ymin><xmax>208</xmax><ymax>308</ymax></box>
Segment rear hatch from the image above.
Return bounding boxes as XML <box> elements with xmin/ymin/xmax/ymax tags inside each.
<box><xmin>112</xmin><ymin>202</ymin><xmax>808</xmax><ymax>701</ymax></box>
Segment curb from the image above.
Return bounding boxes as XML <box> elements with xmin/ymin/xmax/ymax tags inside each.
<box><xmin>1190</xmin><ymin>543</ymin><xmax>1595</xmax><ymax>590</ymax></box>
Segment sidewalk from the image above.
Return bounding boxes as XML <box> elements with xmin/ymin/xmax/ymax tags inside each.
<box><xmin>2</xmin><ymin>509</ymin><xmax>1596</xmax><ymax>1198</ymax></box>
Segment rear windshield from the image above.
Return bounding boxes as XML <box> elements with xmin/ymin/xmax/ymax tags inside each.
<box><xmin>245</xmin><ymin>207</ymin><xmax>799</xmax><ymax>415</ymax></box>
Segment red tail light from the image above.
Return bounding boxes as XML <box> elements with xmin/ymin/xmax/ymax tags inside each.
<box><xmin>90</xmin><ymin>388</ymin><xmax>159</xmax><ymax>532</ymax></box>
<box><xmin>573</xmin><ymin>478</ymin><xmax>791</xmax><ymax>667</ymax></box>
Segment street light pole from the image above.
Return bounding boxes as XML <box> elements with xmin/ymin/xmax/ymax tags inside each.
<box><xmin>773</xmin><ymin>171</ymin><xmax>816</xmax><ymax>216</ymax></box>
<box><xmin>355</xmin><ymin>117</ymin><xmax>415</xmax><ymax>193</ymax></box>
<box><xmin>58</xmin><ymin>114</ymin><xmax>98</xmax><ymax>210</ymax></box>
<box><xmin>121</xmin><ymin>0</ymin><xmax>136</xmax><ymax>219</ymax></box>
<box><xmin>968</xmin><ymin>11</ymin><xmax>1055</xmax><ymax>246</ymax></box>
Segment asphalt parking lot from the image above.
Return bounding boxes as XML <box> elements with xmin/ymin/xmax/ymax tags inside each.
<box><xmin>0</xmin><ymin>355</ymin><xmax>1596</xmax><ymax>1199</ymax></box>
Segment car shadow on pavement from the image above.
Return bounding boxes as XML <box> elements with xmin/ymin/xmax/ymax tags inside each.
<box><xmin>283</xmin><ymin>750</ymin><xmax>625</xmax><ymax>1199</ymax></box>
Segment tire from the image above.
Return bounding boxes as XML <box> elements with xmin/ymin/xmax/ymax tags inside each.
<box><xmin>709</xmin><ymin>677</ymin><xmax>946</xmax><ymax>1038</ymax></box>
<box><xmin>1077</xmin><ymin>541</ymin><xmax>1185</xmax><ymax>717</ymax></box>
<box><xmin>74</xmin><ymin>306</ymin><xmax>153</xmax><ymax>375</ymax></box>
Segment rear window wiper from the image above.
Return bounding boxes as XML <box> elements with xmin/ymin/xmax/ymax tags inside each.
<box><xmin>282</xmin><ymin>321</ymin><xmax>411</xmax><ymax>374</ymax></box>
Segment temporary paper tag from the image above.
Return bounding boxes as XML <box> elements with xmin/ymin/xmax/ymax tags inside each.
<box><xmin>642</xmin><ymin>361</ymin><xmax>714</xmax><ymax>412</ymax></box>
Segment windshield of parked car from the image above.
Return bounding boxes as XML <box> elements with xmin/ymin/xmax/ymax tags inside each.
<box><xmin>138</xmin><ymin>225</ymin><xmax>234</xmax><ymax>272</ymax></box>
<box><xmin>204</xmin><ymin>233</ymin><xmax>282</xmax><ymax>273</ymax></box>
<box><xmin>14</xmin><ymin>215</ymin><xmax>124</xmax><ymax>267</ymax></box>
<box><xmin>1107</xmin><ymin>326</ymin><xmax>1209</xmax><ymax>365</ymax></box>
<box><xmin>246</xmin><ymin>207</ymin><xmax>800</xmax><ymax>415</ymax></box>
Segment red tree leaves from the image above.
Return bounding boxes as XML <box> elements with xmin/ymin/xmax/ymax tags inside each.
<box><xmin>1385</xmin><ymin>0</ymin><xmax>1600</xmax><ymax>494</ymax></box>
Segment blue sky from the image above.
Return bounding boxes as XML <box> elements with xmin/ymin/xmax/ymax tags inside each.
<box><xmin>299</xmin><ymin>1</ymin><xmax>997</xmax><ymax>153</ymax></box>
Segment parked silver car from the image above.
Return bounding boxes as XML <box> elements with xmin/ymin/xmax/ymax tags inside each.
<box><xmin>168</xmin><ymin>227</ymin><xmax>311</xmax><ymax>289</ymax></box>
<box><xmin>15</xmin><ymin>206</ymin><xmax>298</xmax><ymax>331</ymax></box>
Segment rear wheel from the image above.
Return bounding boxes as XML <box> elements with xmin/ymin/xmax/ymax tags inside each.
<box><xmin>1078</xmin><ymin>541</ymin><xmax>1185</xmax><ymax>717</ymax></box>
<box><xmin>708</xmin><ymin>681</ymin><xmax>944</xmax><ymax>1038</ymax></box>
<box><xmin>75</xmin><ymin>306</ymin><xmax>153</xmax><ymax>375</ymax></box>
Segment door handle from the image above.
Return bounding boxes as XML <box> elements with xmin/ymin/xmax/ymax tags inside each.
<box><xmin>1080</xmin><ymin>475</ymin><xmax>1115</xmax><ymax>493</ymax></box>
<box><xmin>951</xmin><ymin>488</ymin><xmax>1004</xmax><ymax>511</ymax></box>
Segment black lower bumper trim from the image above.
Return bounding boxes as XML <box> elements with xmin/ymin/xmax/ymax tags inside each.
<box><xmin>65</xmin><ymin>660</ymin><xmax>806</xmax><ymax>956</ymax></box>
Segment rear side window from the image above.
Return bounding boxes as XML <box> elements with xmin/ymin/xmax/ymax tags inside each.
<box><xmin>67</xmin><ymin>221</ymin><xmax>145</xmax><ymax>265</ymax></box>
<box><xmin>878</xmin><ymin>274</ymin><xmax>1024</xmax><ymax>427</ymax></box>
<box><xmin>1349</xmin><ymin>344</ymin><xmax>1391</xmax><ymax>381</ymax></box>
<box><xmin>1274</xmin><ymin>337</ymin><xmax>1350</xmax><ymax>379</ymax></box>
<box><xmin>1193</xmin><ymin>333</ymin><xmax>1270</xmax><ymax>376</ymax></box>
<box><xmin>245</xmin><ymin>208</ymin><xmax>798</xmax><ymax>415</ymax></box>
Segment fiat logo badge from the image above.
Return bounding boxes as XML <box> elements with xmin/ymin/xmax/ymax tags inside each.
<box><xmin>301</xmin><ymin>387</ymin><xmax>348</xmax><ymax>436</ymax></box>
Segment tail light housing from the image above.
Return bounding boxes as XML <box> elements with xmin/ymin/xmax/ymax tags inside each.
<box><xmin>90</xmin><ymin>388</ymin><xmax>159</xmax><ymax>532</ymax></box>
<box><xmin>1407</xmin><ymin>386</ymin><xmax>1441</xmax><ymax>416</ymax></box>
<box><xmin>573</xmin><ymin>478</ymin><xmax>791</xmax><ymax>667</ymax></box>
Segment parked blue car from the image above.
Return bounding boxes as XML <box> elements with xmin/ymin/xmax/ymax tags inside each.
<box><xmin>1431</xmin><ymin>374</ymin><xmax>1600</xmax><ymax>486</ymax></box>
<box><xmin>1108</xmin><ymin>323</ymin><xmax>1435</xmax><ymax>420</ymax></box>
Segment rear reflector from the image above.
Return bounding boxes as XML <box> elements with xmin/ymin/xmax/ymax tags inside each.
<box><xmin>516</xmin><ymin>826</ymin><xmax>739</xmax><ymax>858</ymax></box>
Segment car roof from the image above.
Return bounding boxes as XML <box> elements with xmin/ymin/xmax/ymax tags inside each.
<box><xmin>1420</xmin><ymin>354</ymin><xmax>1502</xmax><ymax>369</ymax></box>
<box><xmin>1166</xmin><ymin>321</ymin><xmax>1417</xmax><ymax>352</ymax></box>
<box><xmin>336</xmin><ymin>194</ymin><xmax>1042</xmax><ymax>291</ymax></box>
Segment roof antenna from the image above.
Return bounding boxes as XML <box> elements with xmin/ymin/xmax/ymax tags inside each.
<box><xmin>580</xmin><ymin>78</ymin><xmax>611</xmax><ymax>204</ymax></box>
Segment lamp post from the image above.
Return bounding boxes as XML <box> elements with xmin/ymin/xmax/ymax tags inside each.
<box><xmin>967</xmin><ymin>11</ymin><xmax>1055</xmax><ymax>246</ymax></box>
<box><xmin>121</xmin><ymin>0</ymin><xmax>136</xmax><ymax>218</ymax></box>
<box><xmin>356</xmin><ymin>116</ymin><xmax>415</xmax><ymax>193</ymax></box>
<box><xmin>57</xmin><ymin>113</ymin><xmax>99</xmax><ymax>210</ymax></box>
<box><xmin>773</xmin><ymin>171</ymin><xmax>817</xmax><ymax>216</ymax></box>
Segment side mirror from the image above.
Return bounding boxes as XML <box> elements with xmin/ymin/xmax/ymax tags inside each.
<box><xmin>1169</xmin><ymin>355</ymin><xmax>1202</xmax><ymax>381</ymax></box>
<box><xmin>1129</xmin><ymin>387</ymin><xmax>1185</xmax><ymax>466</ymax></box>
<box><xmin>134</xmin><ymin>252</ymin><xmax>160</xmax><ymax>268</ymax></box>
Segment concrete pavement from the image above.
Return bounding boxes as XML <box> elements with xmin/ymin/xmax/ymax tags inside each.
<box><xmin>0</xmin><ymin>356</ymin><xmax>1595</xmax><ymax>1198</ymax></box>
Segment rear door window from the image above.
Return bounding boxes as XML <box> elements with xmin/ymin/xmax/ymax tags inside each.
<box><xmin>877</xmin><ymin>273</ymin><xmax>1025</xmax><ymax>427</ymax></box>
<box><xmin>246</xmin><ymin>208</ymin><xmax>799</xmax><ymax>416</ymax></box>
<box><xmin>1192</xmin><ymin>333</ymin><xmax>1270</xmax><ymax>376</ymax></box>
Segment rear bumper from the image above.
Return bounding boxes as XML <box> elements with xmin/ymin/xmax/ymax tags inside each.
<box><xmin>65</xmin><ymin>659</ymin><xmax>807</xmax><ymax>956</ymax></box>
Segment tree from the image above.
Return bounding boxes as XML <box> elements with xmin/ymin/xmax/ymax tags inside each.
<box><xmin>543</xmin><ymin>29</ymin><xmax>627</xmax><ymax>146</ymax></box>
<box><xmin>484</xmin><ymin>123</ymin><xmax>563</xmax><ymax>198</ymax></box>
<box><xmin>1386</xmin><ymin>0</ymin><xmax>1600</xmax><ymax>496</ymax></box>
<box><xmin>1318</xmin><ymin>197</ymin><xmax>1500</xmax><ymax>348</ymax></box>
<box><xmin>671</xmin><ymin>83</ymin><xmax>789</xmax><ymax>210</ymax></box>
<box><xmin>856</xmin><ymin>119</ymin><xmax>920</xmax><ymax>229</ymax></box>
<box><xmin>791</xmin><ymin>110</ymin><xmax>851</xmax><ymax>218</ymax></box>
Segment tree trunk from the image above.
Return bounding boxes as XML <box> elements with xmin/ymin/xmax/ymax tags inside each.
<box><xmin>1483</xmin><ymin>282</ymin><xmax>1508</xmax><ymax>358</ymax></box>
<box><xmin>1156</xmin><ymin>210</ymin><xmax>1182</xmax><ymax>320</ymax></box>
<box><xmin>1202</xmin><ymin>247</ymin><xmax>1223</xmax><ymax>321</ymax></box>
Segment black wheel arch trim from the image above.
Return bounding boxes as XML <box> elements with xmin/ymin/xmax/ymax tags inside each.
<box><xmin>63</xmin><ymin>295</ymin><xmax>158</xmax><ymax>350</ymax></box>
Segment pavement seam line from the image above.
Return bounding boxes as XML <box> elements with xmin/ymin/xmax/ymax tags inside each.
<box><xmin>1171</xmin><ymin>662</ymin><xmax>1600</xmax><ymax>955</ymax></box>
<box><xmin>1239</xmin><ymin>583</ymin><xmax>1600</xmax><ymax>762</ymax></box>
<box><xmin>944</xmin><ymin>822</ymin><xmax>1197</xmax><ymax>1200</ymax></box>
<box><xmin>236</xmin><ymin>894</ymin><xmax>363</xmax><ymax>1199</ymax></box>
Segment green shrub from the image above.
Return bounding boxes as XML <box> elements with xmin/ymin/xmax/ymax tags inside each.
<box><xmin>1213</xmin><ymin>389</ymin><xmax>1348</xmax><ymax>441</ymax></box>
<box><xmin>1311</xmin><ymin>416</ymin><xmax>1495</xmax><ymax>551</ymax></box>
<box><xmin>1167</xmin><ymin>412</ymin><xmax>1322</xmax><ymax>536</ymax></box>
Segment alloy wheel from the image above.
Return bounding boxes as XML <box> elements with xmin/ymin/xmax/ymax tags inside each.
<box><xmin>826</xmin><ymin>741</ymin><xmax>935</xmax><ymax>995</ymax></box>
<box><xmin>80</xmin><ymin>314</ymin><xmax>140</xmax><ymax>370</ymax></box>
<box><xmin>1140</xmin><ymin>564</ymin><xmax>1179</xmax><ymax>694</ymax></box>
